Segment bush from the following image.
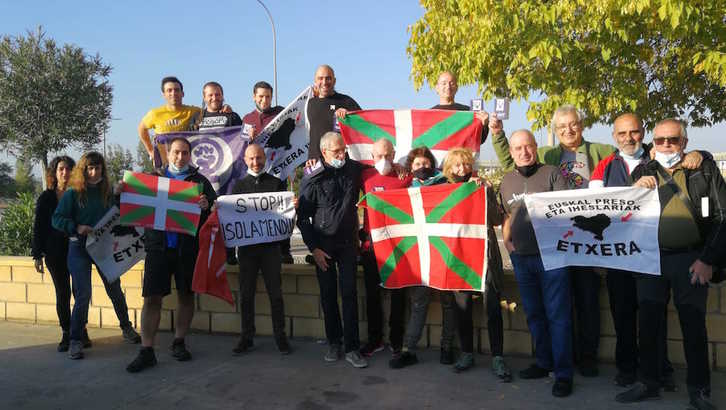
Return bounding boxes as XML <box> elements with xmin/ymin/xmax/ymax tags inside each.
<box><xmin>0</xmin><ymin>191</ymin><xmax>35</xmax><ymax>256</ymax></box>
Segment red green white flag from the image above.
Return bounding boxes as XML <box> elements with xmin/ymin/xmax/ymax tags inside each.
<box><xmin>359</xmin><ymin>182</ymin><xmax>487</xmax><ymax>291</ymax></box>
<box><xmin>339</xmin><ymin>109</ymin><xmax>482</xmax><ymax>165</ymax></box>
<box><xmin>120</xmin><ymin>171</ymin><xmax>202</xmax><ymax>235</ymax></box>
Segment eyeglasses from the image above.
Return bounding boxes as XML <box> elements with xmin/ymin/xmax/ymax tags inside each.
<box><xmin>653</xmin><ymin>136</ymin><xmax>682</xmax><ymax>145</ymax></box>
<box><xmin>555</xmin><ymin>122</ymin><xmax>581</xmax><ymax>132</ymax></box>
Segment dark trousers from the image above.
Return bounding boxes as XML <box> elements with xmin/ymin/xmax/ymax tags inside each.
<box><xmin>280</xmin><ymin>238</ymin><xmax>292</xmax><ymax>256</ymax></box>
<box><xmin>453</xmin><ymin>290</ymin><xmax>504</xmax><ymax>355</ymax></box>
<box><xmin>315</xmin><ymin>243</ymin><xmax>360</xmax><ymax>353</ymax></box>
<box><xmin>45</xmin><ymin>251</ymin><xmax>72</xmax><ymax>332</ymax></box>
<box><xmin>637</xmin><ymin>251</ymin><xmax>710</xmax><ymax>393</ymax></box>
<box><xmin>238</xmin><ymin>244</ymin><xmax>286</xmax><ymax>340</ymax></box>
<box><xmin>361</xmin><ymin>250</ymin><xmax>405</xmax><ymax>350</ymax></box>
<box><xmin>570</xmin><ymin>266</ymin><xmax>601</xmax><ymax>362</ymax></box>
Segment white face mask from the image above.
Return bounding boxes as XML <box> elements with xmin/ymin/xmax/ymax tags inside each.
<box><xmin>620</xmin><ymin>145</ymin><xmax>644</xmax><ymax>161</ymax></box>
<box><xmin>329</xmin><ymin>158</ymin><xmax>345</xmax><ymax>169</ymax></box>
<box><xmin>654</xmin><ymin>151</ymin><xmax>682</xmax><ymax>168</ymax></box>
<box><xmin>247</xmin><ymin>168</ymin><xmax>262</xmax><ymax>177</ymax></box>
<box><xmin>374</xmin><ymin>158</ymin><xmax>392</xmax><ymax>175</ymax></box>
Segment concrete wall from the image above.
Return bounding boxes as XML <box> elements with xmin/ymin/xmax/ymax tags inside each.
<box><xmin>1</xmin><ymin>256</ymin><xmax>725</xmax><ymax>370</ymax></box>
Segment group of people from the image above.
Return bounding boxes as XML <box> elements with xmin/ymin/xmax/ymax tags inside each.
<box><xmin>29</xmin><ymin>65</ymin><xmax>723</xmax><ymax>410</ymax></box>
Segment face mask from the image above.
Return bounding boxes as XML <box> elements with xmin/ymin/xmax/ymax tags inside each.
<box><xmin>374</xmin><ymin>158</ymin><xmax>392</xmax><ymax>175</ymax></box>
<box><xmin>247</xmin><ymin>168</ymin><xmax>262</xmax><ymax>177</ymax></box>
<box><xmin>620</xmin><ymin>145</ymin><xmax>644</xmax><ymax>161</ymax></box>
<box><xmin>452</xmin><ymin>172</ymin><xmax>472</xmax><ymax>183</ymax></box>
<box><xmin>654</xmin><ymin>151</ymin><xmax>682</xmax><ymax>168</ymax></box>
<box><xmin>329</xmin><ymin>158</ymin><xmax>345</xmax><ymax>169</ymax></box>
<box><xmin>168</xmin><ymin>162</ymin><xmax>190</xmax><ymax>174</ymax></box>
<box><xmin>413</xmin><ymin>167</ymin><xmax>435</xmax><ymax>180</ymax></box>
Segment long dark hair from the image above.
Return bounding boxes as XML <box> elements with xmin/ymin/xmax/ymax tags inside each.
<box><xmin>45</xmin><ymin>155</ymin><xmax>76</xmax><ymax>190</ymax></box>
<box><xmin>404</xmin><ymin>147</ymin><xmax>437</xmax><ymax>171</ymax></box>
<box><xmin>68</xmin><ymin>151</ymin><xmax>110</xmax><ymax>208</ymax></box>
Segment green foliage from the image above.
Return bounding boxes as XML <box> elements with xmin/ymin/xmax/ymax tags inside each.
<box><xmin>0</xmin><ymin>191</ymin><xmax>35</xmax><ymax>256</ymax></box>
<box><xmin>106</xmin><ymin>143</ymin><xmax>134</xmax><ymax>186</ymax></box>
<box><xmin>0</xmin><ymin>26</ymin><xmax>113</xmax><ymax>182</ymax></box>
<box><xmin>408</xmin><ymin>0</ymin><xmax>726</xmax><ymax>130</ymax></box>
<box><xmin>135</xmin><ymin>140</ymin><xmax>154</xmax><ymax>173</ymax></box>
<box><xmin>0</xmin><ymin>162</ymin><xmax>16</xmax><ymax>197</ymax></box>
<box><xmin>13</xmin><ymin>156</ymin><xmax>39</xmax><ymax>194</ymax></box>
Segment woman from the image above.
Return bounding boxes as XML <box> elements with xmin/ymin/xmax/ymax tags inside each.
<box><xmin>51</xmin><ymin>152</ymin><xmax>139</xmax><ymax>359</ymax></box>
<box><xmin>389</xmin><ymin>147</ymin><xmax>456</xmax><ymax>369</ymax></box>
<box><xmin>441</xmin><ymin>147</ymin><xmax>511</xmax><ymax>379</ymax></box>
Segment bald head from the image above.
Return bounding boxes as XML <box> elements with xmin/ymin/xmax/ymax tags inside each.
<box><xmin>435</xmin><ymin>71</ymin><xmax>458</xmax><ymax>105</ymax></box>
<box><xmin>244</xmin><ymin>143</ymin><xmax>266</xmax><ymax>173</ymax></box>
<box><xmin>314</xmin><ymin>65</ymin><xmax>336</xmax><ymax>98</ymax></box>
<box><xmin>372</xmin><ymin>139</ymin><xmax>394</xmax><ymax>159</ymax></box>
<box><xmin>612</xmin><ymin>113</ymin><xmax>644</xmax><ymax>155</ymax></box>
<box><xmin>509</xmin><ymin>129</ymin><xmax>538</xmax><ymax>167</ymax></box>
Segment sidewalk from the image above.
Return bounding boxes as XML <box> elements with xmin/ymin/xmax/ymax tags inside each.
<box><xmin>0</xmin><ymin>322</ymin><xmax>722</xmax><ymax>409</ymax></box>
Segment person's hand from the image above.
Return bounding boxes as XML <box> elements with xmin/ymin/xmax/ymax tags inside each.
<box><xmin>210</xmin><ymin>202</ymin><xmax>218</xmax><ymax>212</ymax></box>
<box><xmin>689</xmin><ymin>259</ymin><xmax>713</xmax><ymax>285</ymax></box>
<box><xmin>335</xmin><ymin>108</ymin><xmax>348</xmax><ymax>120</ymax></box>
<box><xmin>305</xmin><ymin>158</ymin><xmax>319</xmax><ymax>168</ymax></box>
<box><xmin>474</xmin><ymin>111</ymin><xmax>489</xmax><ymax>126</ymax></box>
<box><xmin>113</xmin><ymin>181</ymin><xmax>125</xmax><ymax>195</ymax></box>
<box><xmin>488</xmin><ymin>113</ymin><xmax>503</xmax><ymax>135</ymax></box>
<box><xmin>504</xmin><ymin>240</ymin><xmax>515</xmax><ymax>253</ymax></box>
<box><xmin>248</xmin><ymin>126</ymin><xmax>258</xmax><ymax>141</ymax></box>
<box><xmin>312</xmin><ymin>248</ymin><xmax>331</xmax><ymax>271</ymax></box>
<box><xmin>76</xmin><ymin>225</ymin><xmax>93</xmax><ymax>236</ymax></box>
<box><xmin>468</xmin><ymin>175</ymin><xmax>492</xmax><ymax>187</ymax></box>
<box><xmin>199</xmin><ymin>194</ymin><xmax>210</xmax><ymax>211</ymax></box>
<box><xmin>221</xmin><ymin>104</ymin><xmax>233</xmax><ymax>114</ymax></box>
<box><xmin>633</xmin><ymin>176</ymin><xmax>657</xmax><ymax>189</ymax></box>
<box><xmin>293</xmin><ymin>197</ymin><xmax>299</xmax><ymax>209</ymax></box>
<box><xmin>649</xmin><ymin>145</ymin><xmax>656</xmax><ymax>160</ymax></box>
<box><xmin>34</xmin><ymin>258</ymin><xmax>44</xmax><ymax>274</ymax></box>
<box><xmin>682</xmin><ymin>151</ymin><xmax>703</xmax><ymax>170</ymax></box>
<box><xmin>392</xmin><ymin>163</ymin><xmax>409</xmax><ymax>180</ymax></box>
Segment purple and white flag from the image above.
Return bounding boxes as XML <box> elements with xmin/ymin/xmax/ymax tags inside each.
<box><xmin>156</xmin><ymin>126</ymin><xmax>248</xmax><ymax>194</ymax></box>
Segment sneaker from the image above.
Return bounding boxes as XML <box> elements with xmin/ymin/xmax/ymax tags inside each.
<box><xmin>126</xmin><ymin>347</ymin><xmax>157</xmax><ymax>373</ymax></box>
<box><xmin>360</xmin><ymin>340</ymin><xmax>384</xmax><ymax>357</ymax></box>
<box><xmin>688</xmin><ymin>389</ymin><xmax>716</xmax><ymax>410</ymax></box>
<box><xmin>305</xmin><ymin>255</ymin><xmax>316</xmax><ymax>265</ymax></box>
<box><xmin>519</xmin><ymin>364</ymin><xmax>550</xmax><ymax>379</ymax></box>
<box><xmin>345</xmin><ymin>351</ymin><xmax>368</xmax><ymax>368</ymax></box>
<box><xmin>170</xmin><ymin>338</ymin><xmax>192</xmax><ymax>361</ymax></box>
<box><xmin>68</xmin><ymin>340</ymin><xmax>84</xmax><ymax>360</ymax></box>
<box><xmin>615</xmin><ymin>382</ymin><xmax>661</xmax><ymax>403</ymax></box>
<box><xmin>453</xmin><ymin>352</ymin><xmax>474</xmax><ymax>373</ymax></box>
<box><xmin>389</xmin><ymin>351</ymin><xmax>418</xmax><ymax>369</ymax></box>
<box><xmin>440</xmin><ymin>347</ymin><xmax>454</xmax><ymax>365</ymax></box>
<box><xmin>324</xmin><ymin>344</ymin><xmax>343</xmax><ymax>362</ymax></box>
<box><xmin>276</xmin><ymin>336</ymin><xmax>291</xmax><ymax>355</ymax></box>
<box><xmin>232</xmin><ymin>338</ymin><xmax>254</xmax><ymax>355</ymax></box>
<box><xmin>615</xmin><ymin>371</ymin><xmax>637</xmax><ymax>387</ymax></box>
<box><xmin>661</xmin><ymin>371</ymin><xmax>677</xmax><ymax>392</ymax></box>
<box><xmin>552</xmin><ymin>378</ymin><xmax>573</xmax><ymax>397</ymax></box>
<box><xmin>492</xmin><ymin>356</ymin><xmax>512</xmax><ymax>382</ymax></box>
<box><xmin>81</xmin><ymin>328</ymin><xmax>92</xmax><ymax>348</ymax></box>
<box><xmin>578</xmin><ymin>356</ymin><xmax>598</xmax><ymax>377</ymax></box>
<box><xmin>122</xmin><ymin>326</ymin><xmax>141</xmax><ymax>344</ymax></box>
<box><xmin>57</xmin><ymin>331</ymin><xmax>70</xmax><ymax>352</ymax></box>
<box><xmin>281</xmin><ymin>253</ymin><xmax>295</xmax><ymax>264</ymax></box>
<box><xmin>226</xmin><ymin>251</ymin><xmax>238</xmax><ymax>266</ymax></box>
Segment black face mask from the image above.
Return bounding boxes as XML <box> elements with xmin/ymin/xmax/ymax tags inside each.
<box><xmin>515</xmin><ymin>163</ymin><xmax>540</xmax><ymax>177</ymax></box>
<box><xmin>413</xmin><ymin>167</ymin><xmax>436</xmax><ymax>180</ymax></box>
<box><xmin>452</xmin><ymin>172</ymin><xmax>472</xmax><ymax>183</ymax></box>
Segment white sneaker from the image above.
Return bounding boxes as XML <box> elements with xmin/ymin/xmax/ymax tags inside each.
<box><xmin>345</xmin><ymin>350</ymin><xmax>368</xmax><ymax>368</ymax></box>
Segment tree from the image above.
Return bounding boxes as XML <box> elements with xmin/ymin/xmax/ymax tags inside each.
<box><xmin>13</xmin><ymin>155</ymin><xmax>38</xmax><ymax>194</ymax></box>
<box><xmin>136</xmin><ymin>140</ymin><xmax>154</xmax><ymax>173</ymax></box>
<box><xmin>408</xmin><ymin>0</ymin><xmax>726</xmax><ymax>132</ymax></box>
<box><xmin>106</xmin><ymin>143</ymin><xmax>134</xmax><ymax>186</ymax></box>
<box><xmin>0</xmin><ymin>27</ymin><xmax>113</xmax><ymax>187</ymax></box>
<box><xmin>0</xmin><ymin>191</ymin><xmax>35</xmax><ymax>256</ymax></box>
<box><xmin>0</xmin><ymin>162</ymin><xmax>16</xmax><ymax>197</ymax></box>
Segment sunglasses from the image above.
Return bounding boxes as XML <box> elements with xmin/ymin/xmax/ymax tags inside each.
<box><xmin>653</xmin><ymin>136</ymin><xmax>681</xmax><ymax>145</ymax></box>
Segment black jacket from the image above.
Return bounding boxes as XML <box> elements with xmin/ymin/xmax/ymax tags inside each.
<box><xmin>632</xmin><ymin>158</ymin><xmax>726</xmax><ymax>265</ymax></box>
<box><xmin>228</xmin><ymin>172</ymin><xmax>286</xmax><ymax>195</ymax></box>
<box><xmin>143</xmin><ymin>167</ymin><xmax>217</xmax><ymax>262</ymax></box>
<box><xmin>31</xmin><ymin>189</ymin><xmax>68</xmax><ymax>259</ymax></box>
<box><xmin>297</xmin><ymin>158</ymin><xmax>366</xmax><ymax>251</ymax></box>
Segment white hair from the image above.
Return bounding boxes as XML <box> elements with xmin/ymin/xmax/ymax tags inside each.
<box><xmin>319</xmin><ymin>131</ymin><xmax>343</xmax><ymax>151</ymax></box>
<box><xmin>550</xmin><ymin>104</ymin><xmax>585</xmax><ymax>139</ymax></box>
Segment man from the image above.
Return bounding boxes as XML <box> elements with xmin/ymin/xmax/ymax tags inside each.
<box><xmin>228</xmin><ymin>144</ymin><xmax>290</xmax><ymax>355</ymax></box>
<box><xmin>359</xmin><ymin>139</ymin><xmax>412</xmax><ymax>358</ymax></box>
<box><xmin>306</xmin><ymin>65</ymin><xmax>361</xmax><ymax>160</ymax></box>
<box><xmin>297</xmin><ymin>132</ymin><xmax>367</xmax><ymax>368</ymax></box>
<box><xmin>499</xmin><ymin>129</ymin><xmax>573</xmax><ymax>397</ymax></box>
<box><xmin>492</xmin><ymin>105</ymin><xmax>613</xmax><ymax>376</ymax></box>
<box><xmin>430</xmin><ymin>71</ymin><xmax>489</xmax><ymax>144</ymax></box>
<box><xmin>138</xmin><ymin>77</ymin><xmax>202</xmax><ymax>167</ymax></box>
<box><xmin>241</xmin><ymin>81</ymin><xmax>293</xmax><ymax>263</ymax></box>
<box><xmin>126</xmin><ymin>137</ymin><xmax>216</xmax><ymax>373</ymax></box>
<box><xmin>199</xmin><ymin>82</ymin><xmax>243</xmax><ymax>130</ymax></box>
<box><xmin>617</xmin><ymin>119</ymin><xmax>724</xmax><ymax>410</ymax></box>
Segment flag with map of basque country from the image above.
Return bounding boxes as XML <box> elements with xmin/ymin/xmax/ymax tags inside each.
<box><xmin>339</xmin><ymin>109</ymin><xmax>482</xmax><ymax>165</ymax></box>
<box><xmin>120</xmin><ymin>171</ymin><xmax>202</xmax><ymax>235</ymax></box>
<box><xmin>359</xmin><ymin>182</ymin><xmax>487</xmax><ymax>291</ymax></box>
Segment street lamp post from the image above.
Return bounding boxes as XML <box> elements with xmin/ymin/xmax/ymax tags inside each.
<box><xmin>256</xmin><ymin>0</ymin><xmax>278</xmax><ymax>106</ymax></box>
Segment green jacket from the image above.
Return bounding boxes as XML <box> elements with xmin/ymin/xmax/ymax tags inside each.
<box><xmin>491</xmin><ymin>131</ymin><xmax>615</xmax><ymax>173</ymax></box>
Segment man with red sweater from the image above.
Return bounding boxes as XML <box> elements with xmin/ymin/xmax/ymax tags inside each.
<box><xmin>359</xmin><ymin>139</ymin><xmax>412</xmax><ymax>358</ymax></box>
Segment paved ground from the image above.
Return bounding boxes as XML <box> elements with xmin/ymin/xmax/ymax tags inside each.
<box><xmin>0</xmin><ymin>322</ymin><xmax>723</xmax><ymax>410</ymax></box>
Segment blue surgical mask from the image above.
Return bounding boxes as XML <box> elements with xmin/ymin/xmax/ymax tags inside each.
<box><xmin>654</xmin><ymin>151</ymin><xmax>681</xmax><ymax>168</ymax></box>
<box><xmin>329</xmin><ymin>158</ymin><xmax>345</xmax><ymax>169</ymax></box>
<box><xmin>620</xmin><ymin>146</ymin><xmax>644</xmax><ymax>161</ymax></box>
<box><xmin>168</xmin><ymin>162</ymin><xmax>190</xmax><ymax>174</ymax></box>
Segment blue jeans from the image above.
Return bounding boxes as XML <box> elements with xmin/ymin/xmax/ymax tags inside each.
<box><xmin>510</xmin><ymin>253</ymin><xmax>573</xmax><ymax>379</ymax></box>
<box><xmin>67</xmin><ymin>237</ymin><xmax>131</xmax><ymax>341</ymax></box>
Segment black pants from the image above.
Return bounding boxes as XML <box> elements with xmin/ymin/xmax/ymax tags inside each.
<box><xmin>238</xmin><ymin>244</ymin><xmax>286</xmax><ymax>340</ymax></box>
<box><xmin>45</xmin><ymin>251</ymin><xmax>72</xmax><ymax>332</ymax></box>
<box><xmin>280</xmin><ymin>238</ymin><xmax>292</xmax><ymax>256</ymax></box>
<box><xmin>637</xmin><ymin>251</ymin><xmax>710</xmax><ymax>392</ymax></box>
<box><xmin>454</xmin><ymin>290</ymin><xmax>504</xmax><ymax>355</ymax></box>
<box><xmin>361</xmin><ymin>250</ymin><xmax>405</xmax><ymax>350</ymax></box>
<box><xmin>316</xmin><ymin>242</ymin><xmax>360</xmax><ymax>353</ymax></box>
<box><xmin>570</xmin><ymin>266</ymin><xmax>600</xmax><ymax>362</ymax></box>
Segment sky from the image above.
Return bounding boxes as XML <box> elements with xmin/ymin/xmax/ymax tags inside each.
<box><xmin>2</xmin><ymin>0</ymin><xmax>725</xmax><ymax>174</ymax></box>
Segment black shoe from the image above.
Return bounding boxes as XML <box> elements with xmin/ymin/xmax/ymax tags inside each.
<box><xmin>81</xmin><ymin>328</ymin><xmax>92</xmax><ymax>348</ymax></box>
<box><xmin>233</xmin><ymin>338</ymin><xmax>254</xmax><ymax>355</ymax></box>
<box><xmin>615</xmin><ymin>382</ymin><xmax>661</xmax><ymax>403</ymax></box>
<box><xmin>615</xmin><ymin>371</ymin><xmax>637</xmax><ymax>387</ymax></box>
<box><xmin>688</xmin><ymin>388</ymin><xmax>716</xmax><ymax>410</ymax></box>
<box><xmin>304</xmin><ymin>255</ymin><xmax>315</xmax><ymax>265</ymax></box>
<box><xmin>170</xmin><ymin>338</ymin><xmax>191</xmax><ymax>361</ymax></box>
<box><xmin>226</xmin><ymin>253</ymin><xmax>238</xmax><ymax>265</ymax></box>
<box><xmin>519</xmin><ymin>364</ymin><xmax>550</xmax><ymax>379</ymax></box>
<box><xmin>440</xmin><ymin>348</ymin><xmax>454</xmax><ymax>365</ymax></box>
<box><xmin>126</xmin><ymin>347</ymin><xmax>157</xmax><ymax>373</ymax></box>
<box><xmin>57</xmin><ymin>331</ymin><xmax>70</xmax><ymax>352</ymax></box>
<box><xmin>281</xmin><ymin>253</ymin><xmax>294</xmax><ymax>264</ymax></box>
<box><xmin>389</xmin><ymin>351</ymin><xmax>418</xmax><ymax>369</ymax></box>
<box><xmin>276</xmin><ymin>336</ymin><xmax>291</xmax><ymax>355</ymax></box>
<box><xmin>661</xmin><ymin>371</ymin><xmax>677</xmax><ymax>392</ymax></box>
<box><xmin>578</xmin><ymin>356</ymin><xmax>598</xmax><ymax>377</ymax></box>
<box><xmin>552</xmin><ymin>378</ymin><xmax>573</xmax><ymax>397</ymax></box>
